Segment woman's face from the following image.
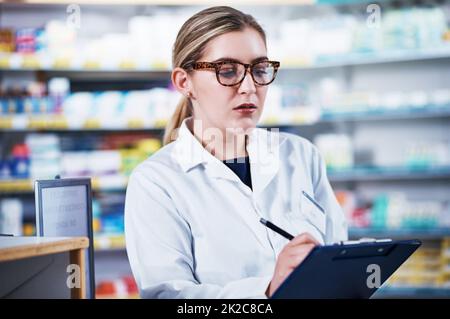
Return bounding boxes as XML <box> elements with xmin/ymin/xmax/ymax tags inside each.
<box><xmin>189</xmin><ymin>28</ymin><xmax>269</xmax><ymax>134</ymax></box>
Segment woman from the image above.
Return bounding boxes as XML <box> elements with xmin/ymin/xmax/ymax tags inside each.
<box><xmin>125</xmin><ymin>6</ymin><xmax>348</xmax><ymax>299</ymax></box>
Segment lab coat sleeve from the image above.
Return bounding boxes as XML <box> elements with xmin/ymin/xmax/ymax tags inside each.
<box><xmin>310</xmin><ymin>146</ymin><xmax>348</xmax><ymax>243</ymax></box>
<box><xmin>125</xmin><ymin>168</ymin><xmax>273</xmax><ymax>299</ymax></box>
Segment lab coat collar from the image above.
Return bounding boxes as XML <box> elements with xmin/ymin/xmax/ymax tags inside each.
<box><xmin>172</xmin><ymin>117</ymin><xmax>282</xmax><ymax>195</ymax></box>
<box><xmin>171</xmin><ymin>118</ymin><xmax>210</xmax><ymax>172</ymax></box>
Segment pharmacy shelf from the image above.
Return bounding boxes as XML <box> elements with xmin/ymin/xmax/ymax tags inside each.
<box><xmin>2</xmin><ymin>166</ymin><xmax>449</xmax><ymax>195</ymax></box>
<box><xmin>261</xmin><ymin>106</ymin><xmax>450</xmax><ymax>127</ymax></box>
<box><xmin>0</xmin><ymin>175</ymin><xmax>129</xmax><ymax>194</ymax></box>
<box><xmin>328</xmin><ymin>166</ymin><xmax>450</xmax><ymax>182</ymax></box>
<box><xmin>0</xmin><ymin>115</ymin><xmax>167</xmax><ymax>131</ymax></box>
<box><xmin>349</xmin><ymin>228</ymin><xmax>450</xmax><ymax>240</ymax></box>
<box><xmin>2</xmin><ymin>48</ymin><xmax>450</xmax><ymax>73</ymax></box>
<box><xmin>319</xmin><ymin>106</ymin><xmax>450</xmax><ymax>123</ymax></box>
<box><xmin>372</xmin><ymin>286</ymin><xmax>450</xmax><ymax>298</ymax></box>
<box><xmin>0</xmin><ymin>53</ymin><xmax>170</xmax><ymax>72</ymax></box>
<box><xmin>2</xmin><ymin>106</ymin><xmax>450</xmax><ymax>133</ymax></box>
<box><xmin>291</xmin><ymin>47</ymin><xmax>450</xmax><ymax>70</ymax></box>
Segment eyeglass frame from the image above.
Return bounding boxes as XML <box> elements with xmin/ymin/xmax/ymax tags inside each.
<box><xmin>188</xmin><ymin>60</ymin><xmax>281</xmax><ymax>87</ymax></box>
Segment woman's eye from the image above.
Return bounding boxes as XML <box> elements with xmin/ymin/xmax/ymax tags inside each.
<box><xmin>254</xmin><ymin>68</ymin><xmax>267</xmax><ymax>75</ymax></box>
<box><xmin>219</xmin><ymin>68</ymin><xmax>237</xmax><ymax>78</ymax></box>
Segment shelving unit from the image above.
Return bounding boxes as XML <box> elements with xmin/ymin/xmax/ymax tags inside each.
<box><xmin>1</xmin><ymin>104</ymin><xmax>450</xmax><ymax>131</ymax></box>
<box><xmin>1</xmin><ymin>0</ymin><xmax>450</xmax><ymax>299</ymax></box>
<box><xmin>1</xmin><ymin>165</ymin><xmax>449</xmax><ymax>195</ymax></box>
<box><xmin>2</xmin><ymin>47</ymin><xmax>450</xmax><ymax>71</ymax></box>
<box><xmin>349</xmin><ymin>228</ymin><xmax>450</xmax><ymax>240</ymax></box>
<box><xmin>0</xmin><ymin>175</ymin><xmax>129</xmax><ymax>193</ymax></box>
<box><xmin>328</xmin><ymin>166</ymin><xmax>450</xmax><ymax>182</ymax></box>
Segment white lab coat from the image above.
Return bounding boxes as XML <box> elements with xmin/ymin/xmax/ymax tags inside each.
<box><xmin>124</xmin><ymin>117</ymin><xmax>348</xmax><ymax>299</ymax></box>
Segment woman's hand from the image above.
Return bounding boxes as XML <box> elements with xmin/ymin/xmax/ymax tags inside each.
<box><xmin>266</xmin><ymin>233</ymin><xmax>320</xmax><ymax>297</ymax></box>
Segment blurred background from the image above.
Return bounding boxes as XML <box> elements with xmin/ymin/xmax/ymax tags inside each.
<box><xmin>0</xmin><ymin>0</ymin><xmax>450</xmax><ymax>298</ymax></box>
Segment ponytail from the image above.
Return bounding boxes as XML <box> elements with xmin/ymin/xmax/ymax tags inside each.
<box><xmin>163</xmin><ymin>96</ymin><xmax>192</xmax><ymax>145</ymax></box>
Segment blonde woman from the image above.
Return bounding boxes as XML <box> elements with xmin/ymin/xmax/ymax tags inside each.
<box><xmin>125</xmin><ymin>6</ymin><xmax>348</xmax><ymax>299</ymax></box>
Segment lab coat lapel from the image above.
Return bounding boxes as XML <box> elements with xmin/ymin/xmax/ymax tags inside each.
<box><xmin>232</xmin><ymin>127</ymin><xmax>281</xmax><ymax>250</ymax></box>
<box><xmin>247</xmin><ymin>128</ymin><xmax>280</xmax><ymax>197</ymax></box>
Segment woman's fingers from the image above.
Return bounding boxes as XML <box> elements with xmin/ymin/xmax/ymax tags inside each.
<box><xmin>281</xmin><ymin>243</ymin><xmax>317</xmax><ymax>268</ymax></box>
<box><xmin>269</xmin><ymin>233</ymin><xmax>321</xmax><ymax>297</ymax></box>
<box><xmin>281</xmin><ymin>246</ymin><xmax>313</xmax><ymax>261</ymax></box>
<box><xmin>288</xmin><ymin>232</ymin><xmax>320</xmax><ymax>247</ymax></box>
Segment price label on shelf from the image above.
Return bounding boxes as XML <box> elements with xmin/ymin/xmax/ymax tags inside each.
<box><xmin>83</xmin><ymin>60</ymin><xmax>101</xmax><ymax>70</ymax></box>
<box><xmin>150</xmin><ymin>60</ymin><xmax>170</xmax><ymax>71</ymax></box>
<box><xmin>91</xmin><ymin>177</ymin><xmax>101</xmax><ymax>190</ymax></box>
<box><xmin>84</xmin><ymin>118</ymin><xmax>101</xmax><ymax>129</ymax></box>
<box><xmin>21</xmin><ymin>54</ymin><xmax>41</xmax><ymax>69</ymax></box>
<box><xmin>291</xmin><ymin>114</ymin><xmax>309</xmax><ymax>125</ymax></box>
<box><xmin>127</xmin><ymin>119</ymin><xmax>145</xmax><ymax>129</ymax></box>
<box><xmin>48</xmin><ymin>115</ymin><xmax>69</xmax><ymax>129</ymax></box>
<box><xmin>28</xmin><ymin>116</ymin><xmax>48</xmax><ymax>129</ymax></box>
<box><xmin>119</xmin><ymin>59</ymin><xmax>136</xmax><ymax>70</ymax></box>
<box><xmin>154</xmin><ymin>119</ymin><xmax>167</xmax><ymax>128</ymax></box>
<box><xmin>108</xmin><ymin>235</ymin><xmax>126</xmax><ymax>249</ymax></box>
<box><xmin>0</xmin><ymin>55</ymin><xmax>10</xmax><ymax>69</ymax></box>
<box><xmin>94</xmin><ymin>234</ymin><xmax>125</xmax><ymax>250</ymax></box>
<box><xmin>261</xmin><ymin>115</ymin><xmax>280</xmax><ymax>125</ymax></box>
<box><xmin>53</xmin><ymin>57</ymin><xmax>71</xmax><ymax>69</ymax></box>
<box><xmin>0</xmin><ymin>116</ymin><xmax>13</xmax><ymax>129</ymax></box>
<box><xmin>0</xmin><ymin>179</ymin><xmax>33</xmax><ymax>192</ymax></box>
<box><xmin>282</xmin><ymin>56</ymin><xmax>314</xmax><ymax>68</ymax></box>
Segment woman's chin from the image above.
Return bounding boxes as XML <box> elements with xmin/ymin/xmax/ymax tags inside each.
<box><xmin>229</xmin><ymin>118</ymin><xmax>258</xmax><ymax>133</ymax></box>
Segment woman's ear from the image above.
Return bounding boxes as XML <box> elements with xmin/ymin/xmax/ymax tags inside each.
<box><xmin>172</xmin><ymin>67</ymin><xmax>193</xmax><ymax>98</ymax></box>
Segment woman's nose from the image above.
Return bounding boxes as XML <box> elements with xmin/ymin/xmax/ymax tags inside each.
<box><xmin>237</xmin><ymin>69</ymin><xmax>257</xmax><ymax>94</ymax></box>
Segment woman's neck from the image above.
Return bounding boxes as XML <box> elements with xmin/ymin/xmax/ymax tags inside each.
<box><xmin>189</xmin><ymin>120</ymin><xmax>248</xmax><ymax>161</ymax></box>
<box><xmin>208</xmin><ymin>133</ymin><xmax>248</xmax><ymax>161</ymax></box>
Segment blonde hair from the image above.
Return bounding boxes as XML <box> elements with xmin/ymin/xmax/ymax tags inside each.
<box><xmin>163</xmin><ymin>6</ymin><xmax>267</xmax><ymax>145</ymax></box>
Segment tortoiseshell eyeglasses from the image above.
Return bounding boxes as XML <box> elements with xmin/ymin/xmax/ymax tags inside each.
<box><xmin>190</xmin><ymin>60</ymin><xmax>280</xmax><ymax>87</ymax></box>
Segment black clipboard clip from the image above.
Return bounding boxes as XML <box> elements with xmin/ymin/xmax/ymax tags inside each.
<box><xmin>337</xmin><ymin>238</ymin><xmax>393</xmax><ymax>245</ymax></box>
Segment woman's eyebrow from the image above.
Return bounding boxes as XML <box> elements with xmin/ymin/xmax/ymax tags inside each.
<box><xmin>252</xmin><ymin>56</ymin><xmax>269</xmax><ymax>63</ymax></box>
<box><xmin>211</xmin><ymin>57</ymin><xmax>240</xmax><ymax>63</ymax></box>
<box><xmin>211</xmin><ymin>56</ymin><xmax>269</xmax><ymax>63</ymax></box>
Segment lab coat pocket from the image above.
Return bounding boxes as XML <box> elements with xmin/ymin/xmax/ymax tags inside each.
<box><xmin>286</xmin><ymin>192</ymin><xmax>326</xmax><ymax>244</ymax></box>
<box><xmin>300</xmin><ymin>193</ymin><xmax>326</xmax><ymax>235</ymax></box>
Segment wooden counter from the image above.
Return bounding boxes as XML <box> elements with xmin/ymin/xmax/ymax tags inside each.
<box><xmin>0</xmin><ymin>236</ymin><xmax>89</xmax><ymax>299</ymax></box>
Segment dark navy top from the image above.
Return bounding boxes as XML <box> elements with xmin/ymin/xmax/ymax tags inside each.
<box><xmin>222</xmin><ymin>156</ymin><xmax>252</xmax><ymax>190</ymax></box>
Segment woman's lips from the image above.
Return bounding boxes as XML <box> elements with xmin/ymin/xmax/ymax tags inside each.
<box><xmin>233</xmin><ymin>103</ymin><xmax>257</xmax><ymax>114</ymax></box>
<box><xmin>234</xmin><ymin>108</ymin><xmax>257</xmax><ymax>114</ymax></box>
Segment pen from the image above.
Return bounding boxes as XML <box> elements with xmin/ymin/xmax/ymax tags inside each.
<box><xmin>260</xmin><ymin>218</ymin><xmax>294</xmax><ymax>240</ymax></box>
<box><xmin>302</xmin><ymin>191</ymin><xmax>325</xmax><ymax>214</ymax></box>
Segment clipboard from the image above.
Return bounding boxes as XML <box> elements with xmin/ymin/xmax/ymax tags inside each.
<box><xmin>271</xmin><ymin>239</ymin><xmax>421</xmax><ymax>299</ymax></box>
